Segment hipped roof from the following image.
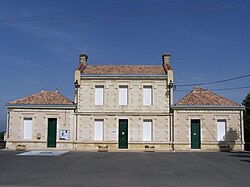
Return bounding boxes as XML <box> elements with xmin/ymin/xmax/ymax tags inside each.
<box><xmin>77</xmin><ymin>64</ymin><xmax>172</xmax><ymax>75</ymax></box>
<box><xmin>7</xmin><ymin>90</ymin><xmax>74</xmax><ymax>105</ymax></box>
<box><xmin>175</xmin><ymin>87</ymin><xmax>241</xmax><ymax>107</ymax></box>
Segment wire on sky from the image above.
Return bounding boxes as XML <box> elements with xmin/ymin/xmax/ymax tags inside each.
<box><xmin>0</xmin><ymin>2</ymin><xmax>249</xmax><ymax>30</ymax></box>
<box><xmin>175</xmin><ymin>85</ymin><xmax>250</xmax><ymax>92</ymax></box>
<box><xmin>176</xmin><ymin>74</ymin><xmax>250</xmax><ymax>87</ymax></box>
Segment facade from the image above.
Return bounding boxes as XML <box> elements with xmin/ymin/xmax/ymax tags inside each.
<box><xmin>172</xmin><ymin>87</ymin><xmax>245</xmax><ymax>151</ymax></box>
<box><xmin>4</xmin><ymin>53</ymin><xmax>245</xmax><ymax>152</ymax></box>
<box><xmin>5</xmin><ymin>90</ymin><xmax>75</xmax><ymax>150</ymax></box>
<box><xmin>73</xmin><ymin>53</ymin><xmax>174</xmax><ymax>151</ymax></box>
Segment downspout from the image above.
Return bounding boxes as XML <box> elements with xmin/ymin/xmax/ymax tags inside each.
<box><xmin>168</xmin><ymin>84</ymin><xmax>172</xmax><ymax>150</ymax></box>
<box><xmin>6</xmin><ymin>109</ymin><xmax>11</xmax><ymax>140</ymax></box>
<box><xmin>74</xmin><ymin>65</ymin><xmax>82</xmax><ymax>150</ymax></box>
<box><xmin>168</xmin><ymin>82</ymin><xmax>174</xmax><ymax>151</ymax></box>
<box><xmin>74</xmin><ymin>81</ymin><xmax>80</xmax><ymax>144</ymax></box>
<box><xmin>163</xmin><ymin>53</ymin><xmax>174</xmax><ymax>151</ymax></box>
<box><xmin>240</xmin><ymin>110</ymin><xmax>244</xmax><ymax>151</ymax></box>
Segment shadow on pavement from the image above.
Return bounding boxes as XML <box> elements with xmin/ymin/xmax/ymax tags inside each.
<box><xmin>240</xmin><ymin>160</ymin><xmax>250</xmax><ymax>163</ymax></box>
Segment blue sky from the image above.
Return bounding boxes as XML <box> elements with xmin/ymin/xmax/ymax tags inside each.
<box><xmin>0</xmin><ymin>0</ymin><xmax>250</xmax><ymax>131</ymax></box>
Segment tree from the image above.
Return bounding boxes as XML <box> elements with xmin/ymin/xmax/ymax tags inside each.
<box><xmin>243</xmin><ymin>93</ymin><xmax>250</xmax><ymax>142</ymax></box>
<box><xmin>0</xmin><ymin>131</ymin><xmax>5</xmax><ymax>141</ymax></box>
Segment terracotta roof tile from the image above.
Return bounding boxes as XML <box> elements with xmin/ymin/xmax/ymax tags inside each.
<box><xmin>175</xmin><ymin>87</ymin><xmax>241</xmax><ymax>106</ymax></box>
<box><xmin>81</xmin><ymin>65</ymin><xmax>166</xmax><ymax>75</ymax></box>
<box><xmin>8</xmin><ymin>90</ymin><xmax>74</xmax><ymax>105</ymax></box>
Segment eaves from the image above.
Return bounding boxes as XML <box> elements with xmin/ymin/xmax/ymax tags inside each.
<box><xmin>6</xmin><ymin>104</ymin><xmax>76</xmax><ymax>110</ymax></box>
<box><xmin>80</xmin><ymin>74</ymin><xmax>168</xmax><ymax>80</ymax></box>
<box><xmin>172</xmin><ymin>105</ymin><xmax>245</xmax><ymax>110</ymax></box>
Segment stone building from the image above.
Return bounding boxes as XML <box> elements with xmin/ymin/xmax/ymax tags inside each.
<box><xmin>73</xmin><ymin>53</ymin><xmax>174</xmax><ymax>151</ymax></box>
<box><xmin>172</xmin><ymin>87</ymin><xmax>245</xmax><ymax>151</ymax></box>
<box><xmin>5</xmin><ymin>90</ymin><xmax>75</xmax><ymax>150</ymax></box>
<box><xmin>4</xmin><ymin>53</ymin><xmax>245</xmax><ymax>152</ymax></box>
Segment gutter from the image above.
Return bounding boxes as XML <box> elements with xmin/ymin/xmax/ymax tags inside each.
<box><xmin>172</xmin><ymin>105</ymin><xmax>245</xmax><ymax>110</ymax></box>
<box><xmin>5</xmin><ymin>104</ymin><xmax>76</xmax><ymax>110</ymax></box>
<box><xmin>80</xmin><ymin>74</ymin><xmax>168</xmax><ymax>80</ymax></box>
<box><xmin>81</xmin><ymin>74</ymin><xmax>167</xmax><ymax>77</ymax></box>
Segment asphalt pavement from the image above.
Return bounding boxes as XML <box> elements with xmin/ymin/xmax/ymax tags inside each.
<box><xmin>0</xmin><ymin>150</ymin><xmax>250</xmax><ymax>187</ymax></box>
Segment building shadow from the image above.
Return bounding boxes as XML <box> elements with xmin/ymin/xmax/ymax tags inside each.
<box><xmin>240</xmin><ymin>160</ymin><xmax>250</xmax><ymax>163</ymax></box>
<box><xmin>218</xmin><ymin>128</ymin><xmax>237</xmax><ymax>152</ymax></box>
<box><xmin>244</xmin><ymin>143</ymin><xmax>250</xmax><ymax>151</ymax></box>
<box><xmin>0</xmin><ymin>141</ymin><xmax>6</xmax><ymax>149</ymax></box>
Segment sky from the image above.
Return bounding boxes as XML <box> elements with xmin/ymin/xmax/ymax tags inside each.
<box><xmin>0</xmin><ymin>0</ymin><xmax>250</xmax><ymax>131</ymax></box>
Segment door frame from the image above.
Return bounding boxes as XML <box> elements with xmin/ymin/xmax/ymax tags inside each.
<box><xmin>47</xmin><ymin>118</ymin><xmax>57</xmax><ymax>148</ymax></box>
<box><xmin>118</xmin><ymin>119</ymin><xmax>128</xmax><ymax>149</ymax></box>
<box><xmin>191</xmin><ymin>119</ymin><xmax>201</xmax><ymax>149</ymax></box>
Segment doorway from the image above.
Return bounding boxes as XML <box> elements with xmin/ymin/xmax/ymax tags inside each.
<box><xmin>119</xmin><ymin>119</ymin><xmax>128</xmax><ymax>149</ymax></box>
<box><xmin>47</xmin><ymin>118</ymin><xmax>57</xmax><ymax>148</ymax></box>
<box><xmin>191</xmin><ymin>119</ymin><xmax>201</xmax><ymax>149</ymax></box>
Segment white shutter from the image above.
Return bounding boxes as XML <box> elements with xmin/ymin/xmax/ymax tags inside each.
<box><xmin>119</xmin><ymin>85</ymin><xmax>128</xmax><ymax>105</ymax></box>
<box><xmin>23</xmin><ymin>118</ymin><xmax>32</xmax><ymax>140</ymax></box>
<box><xmin>143</xmin><ymin>86</ymin><xmax>152</xmax><ymax>105</ymax></box>
<box><xmin>94</xmin><ymin>120</ymin><xmax>104</xmax><ymax>141</ymax></box>
<box><xmin>143</xmin><ymin>120</ymin><xmax>152</xmax><ymax>141</ymax></box>
<box><xmin>217</xmin><ymin>120</ymin><xmax>226</xmax><ymax>141</ymax></box>
<box><xmin>95</xmin><ymin>85</ymin><xmax>104</xmax><ymax>105</ymax></box>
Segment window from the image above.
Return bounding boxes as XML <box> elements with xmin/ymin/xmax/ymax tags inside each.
<box><xmin>95</xmin><ymin>85</ymin><xmax>104</xmax><ymax>105</ymax></box>
<box><xmin>143</xmin><ymin>120</ymin><xmax>152</xmax><ymax>141</ymax></box>
<box><xmin>217</xmin><ymin>120</ymin><xmax>226</xmax><ymax>141</ymax></box>
<box><xmin>143</xmin><ymin>85</ymin><xmax>152</xmax><ymax>105</ymax></box>
<box><xmin>119</xmin><ymin>85</ymin><xmax>128</xmax><ymax>105</ymax></box>
<box><xmin>94</xmin><ymin>120</ymin><xmax>104</xmax><ymax>141</ymax></box>
<box><xmin>23</xmin><ymin>118</ymin><xmax>32</xmax><ymax>140</ymax></box>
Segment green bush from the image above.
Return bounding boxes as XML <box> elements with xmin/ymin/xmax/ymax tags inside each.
<box><xmin>0</xmin><ymin>131</ymin><xmax>5</xmax><ymax>140</ymax></box>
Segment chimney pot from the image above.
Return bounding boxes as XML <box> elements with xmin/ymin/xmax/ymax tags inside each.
<box><xmin>162</xmin><ymin>53</ymin><xmax>171</xmax><ymax>65</ymax></box>
<box><xmin>79</xmin><ymin>53</ymin><xmax>88</xmax><ymax>66</ymax></box>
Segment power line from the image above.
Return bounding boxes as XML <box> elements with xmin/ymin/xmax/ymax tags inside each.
<box><xmin>213</xmin><ymin>86</ymin><xmax>250</xmax><ymax>91</ymax></box>
<box><xmin>174</xmin><ymin>86</ymin><xmax>250</xmax><ymax>92</ymax></box>
<box><xmin>0</xmin><ymin>2</ymin><xmax>249</xmax><ymax>30</ymax></box>
<box><xmin>0</xmin><ymin>4</ymin><xmax>139</xmax><ymax>22</ymax></box>
<box><xmin>176</xmin><ymin>74</ymin><xmax>250</xmax><ymax>87</ymax></box>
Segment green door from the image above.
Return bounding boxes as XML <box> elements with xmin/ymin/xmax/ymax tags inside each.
<box><xmin>119</xmin><ymin>119</ymin><xmax>128</xmax><ymax>149</ymax></box>
<box><xmin>47</xmin><ymin>118</ymin><xmax>57</xmax><ymax>147</ymax></box>
<box><xmin>191</xmin><ymin>120</ymin><xmax>201</xmax><ymax>149</ymax></box>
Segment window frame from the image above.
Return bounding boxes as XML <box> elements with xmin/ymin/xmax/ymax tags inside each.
<box><xmin>95</xmin><ymin>85</ymin><xmax>104</xmax><ymax>105</ymax></box>
<box><xmin>143</xmin><ymin>119</ymin><xmax>153</xmax><ymax>141</ymax></box>
<box><xmin>143</xmin><ymin>85</ymin><xmax>153</xmax><ymax>106</ymax></box>
<box><xmin>217</xmin><ymin>119</ymin><xmax>226</xmax><ymax>141</ymax></box>
<box><xmin>23</xmin><ymin>117</ymin><xmax>33</xmax><ymax>140</ymax></box>
<box><xmin>119</xmin><ymin>85</ymin><xmax>128</xmax><ymax>106</ymax></box>
<box><xmin>94</xmin><ymin>119</ymin><xmax>104</xmax><ymax>141</ymax></box>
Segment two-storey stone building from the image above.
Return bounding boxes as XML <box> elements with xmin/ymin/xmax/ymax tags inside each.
<box><xmin>4</xmin><ymin>53</ymin><xmax>245</xmax><ymax>151</ymax></box>
<box><xmin>74</xmin><ymin>53</ymin><xmax>174</xmax><ymax>151</ymax></box>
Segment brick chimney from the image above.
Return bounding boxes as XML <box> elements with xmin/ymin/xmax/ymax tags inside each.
<box><xmin>79</xmin><ymin>53</ymin><xmax>88</xmax><ymax>66</ymax></box>
<box><xmin>162</xmin><ymin>53</ymin><xmax>171</xmax><ymax>65</ymax></box>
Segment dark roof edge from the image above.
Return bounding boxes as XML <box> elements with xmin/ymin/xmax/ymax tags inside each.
<box><xmin>81</xmin><ymin>74</ymin><xmax>167</xmax><ymax>77</ymax></box>
<box><xmin>172</xmin><ymin>105</ymin><xmax>245</xmax><ymax>110</ymax></box>
<box><xmin>6</xmin><ymin>104</ymin><xmax>76</xmax><ymax>109</ymax></box>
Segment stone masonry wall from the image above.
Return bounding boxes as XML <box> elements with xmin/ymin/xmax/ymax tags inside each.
<box><xmin>173</xmin><ymin>109</ymin><xmax>243</xmax><ymax>151</ymax></box>
<box><xmin>6</xmin><ymin>108</ymin><xmax>75</xmax><ymax>150</ymax></box>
